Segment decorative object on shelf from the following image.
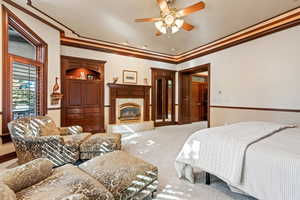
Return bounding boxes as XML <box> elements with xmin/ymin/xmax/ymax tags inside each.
<box><xmin>50</xmin><ymin>77</ymin><xmax>63</xmax><ymax>105</ymax></box>
<box><xmin>113</xmin><ymin>77</ymin><xmax>119</xmax><ymax>84</ymax></box>
<box><xmin>79</xmin><ymin>72</ymin><xmax>86</xmax><ymax>80</ymax></box>
<box><xmin>123</xmin><ymin>70</ymin><xmax>138</xmax><ymax>84</ymax></box>
<box><xmin>87</xmin><ymin>74</ymin><xmax>96</xmax><ymax>80</ymax></box>
<box><xmin>144</xmin><ymin>78</ymin><xmax>148</xmax><ymax>85</ymax></box>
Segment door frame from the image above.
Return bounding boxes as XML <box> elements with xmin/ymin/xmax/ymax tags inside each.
<box><xmin>178</xmin><ymin>63</ymin><xmax>211</xmax><ymax>127</ymax></box>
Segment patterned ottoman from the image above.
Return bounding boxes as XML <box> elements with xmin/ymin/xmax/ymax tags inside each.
<box><xmin>79</xmin><ymin>151</ymin><xmax>158</xmax><ymax>200</ymax></box>
<box><xmin>79</xmin><ymin>133</ymin><xmax>122</xmax><ymax>160</ymax></box>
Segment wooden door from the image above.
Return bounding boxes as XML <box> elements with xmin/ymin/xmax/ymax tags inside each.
<box><xmin>191</xmin><ymin>83</ymin><xmax>201</xmax><ymax>122</ymax></box>
<box><xmin>200</xmin><ymin>83</ymin><xmax>208</xmax><ymax>121</ymax></box>
<box><xmin>151</xmin><ymin>68</ymin><xmax>176</xmax><ymax>126</ymax></box>
<box><xmin>180</xmin><ymin>73</ymin><xmax>192</xmax><ymax>124</ymax></box>
<box><xmin>191</xmin><ymin>83</ymin><xmax>208</xmax><ymax>122</ymax></box>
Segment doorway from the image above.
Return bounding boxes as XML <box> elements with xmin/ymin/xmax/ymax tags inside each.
<box><xmin>178</xmin><ymin>64</ymin><xmax>210</xmax><ymax>127</ymax></box>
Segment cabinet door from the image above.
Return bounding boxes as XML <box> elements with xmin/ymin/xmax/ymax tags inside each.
<box><xmin>81</xmin><ymin>81</ymin><xmax>103</xmax><ymax>133</ymax></box>
<box><xmin>66</xmin><ymin>80</ymin><xmax>82</xmax><ymax>106</ymax></box>
<box><xmin>82</xmin><ymin>81</ymin><xmax>101</xmax><ymax>106</ymax></box>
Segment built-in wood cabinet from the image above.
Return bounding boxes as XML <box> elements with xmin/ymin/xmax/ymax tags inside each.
<box><xmin>151</xmin><ymin>68</ymin><xmax>176</xmax><ymax>126</ymax></box>
<box><xmin>61</xmin><ymin>56</ymin><xmax>105</xmax><ymax>133</ymax></box>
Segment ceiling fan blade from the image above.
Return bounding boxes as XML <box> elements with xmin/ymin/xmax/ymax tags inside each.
<box><xmin>135</xmin><ymin>18</ymin><xmax>162</xmax><ymax>22</ymax></box>
<box><xmin>182</xmin><ymin>22</ymin><xmax>194</xmax><ymax>31</ymax></box>
<box><xmin>177</xmin><ymin>1</ymin><xmax>205</xmax><ymax>17</ymax></box>
<box><xmin>156</xmin><ymin>0</ymin><xmax>170</xmax><ymax>13</ymax></box>
<box><xmin>156</xmin><ymin>31</ymin><xmax>162</xmax><ymax>36</ymax></box>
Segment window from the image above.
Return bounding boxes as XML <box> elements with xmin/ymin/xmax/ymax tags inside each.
<box><xmin>12</xmin><ymin>62</ymin><xmax>39</xmax><ymax>120</ymax></box>
<box><xmin>8</xmin><ymin>26</ymin><xmax>36</xmax><ymax>60</ymax></box>
<box><xmin>2</xmin><ymin>7</ymin><xmax>47</xmax><ymax>133</ymax></box>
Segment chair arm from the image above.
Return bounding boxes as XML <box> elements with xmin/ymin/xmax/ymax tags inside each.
<box><xmin>25</xmin><ymin>135</ymin><xmax>65</xmax><ymax>145</ymax></box>
<box><xmin>0</xmin><ymin>158</ymin><xmax>53</xmax><ymax>193</ymax></box>
<box><xmin>59</xmin><ymin>126</ymin><xmax>83</xmax><ymax>135</ymax></box>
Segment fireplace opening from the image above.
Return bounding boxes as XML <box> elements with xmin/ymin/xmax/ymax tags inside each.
<box><xmin>119</xmin><ymin>103</ymin><xmax>141</xmax><ymax>122</ymax></box>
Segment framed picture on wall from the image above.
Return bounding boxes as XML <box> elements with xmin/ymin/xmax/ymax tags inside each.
<box><xmin>123</xmin><ymin>70</ymin><xmax>137</xmax><ymax>84</ymax></box>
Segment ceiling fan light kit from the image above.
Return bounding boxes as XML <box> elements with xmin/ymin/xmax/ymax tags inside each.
<box><xmin>135</xmin><ymin>0</ymin><xmax>205</xmax><ymax>36</ymax></box>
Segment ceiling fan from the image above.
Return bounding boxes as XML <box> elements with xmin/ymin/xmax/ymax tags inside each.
<box><xmin>135</xmin><ymin>0</ymin><xmax>205</xmax><ymax>36</ymax></box>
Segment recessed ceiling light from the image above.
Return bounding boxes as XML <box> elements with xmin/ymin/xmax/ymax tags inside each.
<box><xmin>142</xmin><ymin>45</ymin><xmax>148</xmax><ymax>49</ymax></box>
<box><xmin>171</xmin><ymin>48</ymin><xmax>176</xmax><ymax>51</ymax></box>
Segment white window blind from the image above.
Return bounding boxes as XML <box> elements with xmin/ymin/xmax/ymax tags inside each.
<box><xmin>12</xmin><ymin>62</ymin><xmax>39</xmax><ymax>120</ymax></box>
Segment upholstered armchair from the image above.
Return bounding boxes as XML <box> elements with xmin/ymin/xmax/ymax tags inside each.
<box><xmin>8</xmin><ymin>116</ymin><xmax>91</xmax><ymax>166</ymax></box>
<box><xmin>0</xmin><ymin>158</ymin><xmax>114</xmax><ymax>200</ymax></box>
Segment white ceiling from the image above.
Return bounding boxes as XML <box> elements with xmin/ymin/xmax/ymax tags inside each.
<box><xmin>29</xmin><ymin>0</ymin><xmax>300</xmax><ymax>54</ymax></box>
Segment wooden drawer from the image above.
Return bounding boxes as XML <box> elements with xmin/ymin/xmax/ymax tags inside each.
<box><xmin>83</xmin><ymin>107</ymin><xmax>101</xmax><ymax>113</ymax></box>
<box><xmin>66</xmin><ymin>114</ymin><xmax>82</xmax><ymax>120</ymax></box>
<box><xmin>67</xmin><ymin>108</ymin><xmax>82</xmax><ymax>114</ymax></box>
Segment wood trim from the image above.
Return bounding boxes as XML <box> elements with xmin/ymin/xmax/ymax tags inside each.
<box><xmin>151</xmin><ymin>68</ymin><xmax>176</xmax><ymax>126</ymax></box>
<box><xmin>47</xmin><ymin>107</ymin><xmax>61</xmax><ymax>111</ymax></box>
<box><xmin>150</xmin><ymin>67</ymin><xmax>177</xmax><ymax>72</ymax></box>
<box><xmin>2</xmin><ymin>6</ymin><xmax>48</xmax><ymax>134</ymax></box>
<box><xmin>178</xmin><ymin>64</ymin><xmax>211</xmax><ymax>127</ymax></box>
<box><xmin>3</xmin><ymin>0</ymin><xmax>300</xmax><ymax>64</ymax></box>
<box><xmin>210</xmin><ymin>105</ymin><xmax>300</xmax><ymax>113</ymax></box>
<box><xmin>26</xmin><ymin>0</ymin><xmax>176</xmax><ymax>57</ymax></box>
<box><xmin>176</xmin><ymin>8</ymin><xmax>300</xmax><ymax>63</ymax></box>
<box><xmin>0</xmin><ymin>152</ymin><xmax>17</xmax><ymax>163</ymax></box>
<box><xmin>61</xmin><ymin>37</ymin><xmax>177</xmax><ymax>64</ymax></box>
<box><xmin>61</xmin><ymin>55</ymin><xmax>106</xmax><ymax>64</ymax></box>
<box><xmin>0</xmin><ymin>133</ymin><xmax>12</xmax><ymax>144</ymax></box>
<box><xmin>107</xmin><ymin>83</ymin><xmax>151</xmax><ymax>124</ymax></box>
<box><xmin>2</xmin><ymin>0</ymin><xmax>64</xmax><ymax>34</ymax></box>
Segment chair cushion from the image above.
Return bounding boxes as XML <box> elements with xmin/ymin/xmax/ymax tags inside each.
<box><xmin>16</xmin><ymin>164</ymin><xmax>114</xmax><ymax>200</ymax></box>
<box><xmin>0</xmin><ymin>183</ymin><xmax>16</xmax><ymax>200</ymax></box>
<box><xmin>79</xmin><ymin>151</ymin><xmax>157</xmax><ymax>199</ymax></box>
<box><xmin>80</xmin><ymin>133</ymin><xmax>121</xmax><ymax>152</ymax></box>
<box><xmin>0</xmin><ymin>158</ymin><xmax>53</xmax><ymax>193</ymax></box>
<box><xmin>62</xmin><ymin>133</ymin><xmax>92</xmax><ymax>147</ymax></box>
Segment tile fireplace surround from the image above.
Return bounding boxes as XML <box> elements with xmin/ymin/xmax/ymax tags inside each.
<box><xmin>107</xmin><ymin>83</ymin><xmax>154</xmax><ymax>134</ymax></box>
<box><xmin>107</xmin><ymin>98</ymin><xmax>154</xmax><ymax>134</ymax></box>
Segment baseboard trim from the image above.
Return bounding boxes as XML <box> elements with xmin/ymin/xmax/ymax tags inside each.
<box><xmin>0</xmin><ymin>152</ymin><xmax>17</xmax><ymax>163</ymax></box>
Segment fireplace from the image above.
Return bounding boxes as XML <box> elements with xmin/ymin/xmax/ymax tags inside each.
<box><xmin>119</xmin><ymin>103</ymin><xmax>141</xmax><ymax>122</ymax></box>
<box><xmin>107</xmin><ymin>84</ymin><xmax>154</xmax><ymax>134</ymax></box>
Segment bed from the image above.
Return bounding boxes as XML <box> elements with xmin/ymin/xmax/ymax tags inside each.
<box><xmin>175</xmin><ymin>121</ymin><xmax>300</xmax><ymax>200</ymax></box>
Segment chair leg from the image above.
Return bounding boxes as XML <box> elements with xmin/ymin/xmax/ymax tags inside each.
<box><xmin>205</xmin><ymin>172</ymin><xmax>211</xmax><ymax>185</ymax></box>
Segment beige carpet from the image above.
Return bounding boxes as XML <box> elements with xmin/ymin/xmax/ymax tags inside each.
<box><xmin>0</xmin><ymin>122</ymin><xmax>256</xmax><ymax>200</ymax></box>
<box><xmin>122</xmin><ymin>122</ymin><xmax>256</xmax><ymax>200</ymax></box>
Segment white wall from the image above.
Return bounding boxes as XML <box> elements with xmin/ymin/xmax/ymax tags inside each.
<box><xmin>177</xmin><ymin>24</ymin><xmax>300</xmax><ymax>125</ymax></box>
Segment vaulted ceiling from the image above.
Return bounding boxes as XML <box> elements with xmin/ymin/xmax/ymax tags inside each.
<box><xmin>27</xmin><ymin>0</ymin><xmax>300</xmax><ymax>54</ymax></box>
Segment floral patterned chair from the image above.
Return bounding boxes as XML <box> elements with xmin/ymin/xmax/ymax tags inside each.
<box><xmin>8</xmin><ymin>116</ymin><xmax>91</xmax><ymax>166</ymax></box>
<box><xmin>0</xmin><ymin>154</ymin><xmax>158</xmax><ymax>200</ymax></box>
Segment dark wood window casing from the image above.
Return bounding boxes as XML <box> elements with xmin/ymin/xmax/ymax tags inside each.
<box><xmin>2</xmin><ymin>6</ymin><xmax>48</xmax><ymax>134</ymax></box>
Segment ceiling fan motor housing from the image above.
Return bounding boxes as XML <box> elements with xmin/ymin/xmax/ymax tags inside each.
<box><xmin>166</xmin><ymin>0</ymin><xmax>175</xmax><ymax>4</ymax></box>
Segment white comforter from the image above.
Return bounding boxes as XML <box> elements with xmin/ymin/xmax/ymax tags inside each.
<box><xmin>175</xmin><ymin>121</ymin><xmax>294</xmax><ymax>185</ymax></box>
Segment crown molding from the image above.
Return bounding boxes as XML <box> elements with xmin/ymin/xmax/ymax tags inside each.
<box><xmin>3</xmin><ymin>0</ymin><xmax>300</xmax><ymax>64</ymax></box>
<box><xmin>175</xmin><ymin>7</ymin><xmax>300</xmax><ymax>63</ymax></box>
<box><xmin>61</xmin><ymin>37</ymin><xmax>177</xmax><ymax>64</ymax></box>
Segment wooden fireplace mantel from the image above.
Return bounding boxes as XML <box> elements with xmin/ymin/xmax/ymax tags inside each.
<box><xmin>107</xmin><ymin>83</ymin><xmax>151</xmax><ymax>124</ymax></box>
